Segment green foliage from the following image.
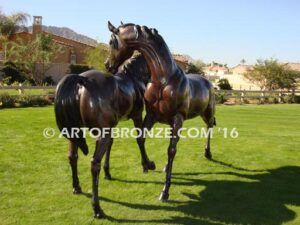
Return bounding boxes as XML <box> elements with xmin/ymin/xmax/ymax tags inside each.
<box><xmin>84</xmin><ymin>43</ymin><xmax>108</xmax><ymax>71</ymax></box>
<box><xmin>69</xmin><ymin>64</ymin><xmax>91</xmax><ymax>74</ymax></box>
<box><xmin>187</xmin><ymin>60</ymin><xmax>204</xmax><ymax>74</ymax></box>
<box><xmin>6</xmin><ymin>33</ymin><xmax>63</xmax><ymax>85</ymax></box>
<box><xmin>0</xmin><ymin>61</ymin><xmax>27</xmax><ymax>84</ymax></box>
<box><xmin>218</xmin><ymin>78</ymin><xmax>232</xmax><ymax>90</ymax></box>
<box><xmin>0</xmin><ymin>11</ymin><xmax>29</xmax><ymax>37</ymax></box>
<box><xmin>0</xmin><ymin>93</ymin><xmax>52</xmax><ymax>108</ymax></box>
<box><xmin>17</xmin><ymin>95</ymin><xmax>52</xmax><ymax>107</ymax></box>
<box><xmin>215</xmin><ymin>92</ymin><xmax>227</xmax><ymax>104</ymax></box>
<box><xmin>211</xmin><ymin>61</ymin><xmax>228</xmax><ymax>68</ymax></box>
<box><xmin>244</xmin><ymin>58</ymin><xmax>300</xmax><ymax>90</ymax></box>
<box><xmin>42</xmin><ymin>76</ymin><xmax>55</xmax><ymax>86</ymax></box>
<box><xmin>0</xmin><ymin>93</ymin><xmax>16</xmax><ymax>107</ymax></box>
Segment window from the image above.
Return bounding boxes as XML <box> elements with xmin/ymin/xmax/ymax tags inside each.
<box><xmin>0</xmin><ymin>51</ymin><xmax>4</xmax><ymax>62</ymax></box>
<box><xmin>70</xmin><ymin>50</ymin><xmax>76</xmax><ymax>64</ymax></box>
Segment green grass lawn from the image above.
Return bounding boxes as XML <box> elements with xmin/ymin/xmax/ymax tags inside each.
<box><xmin>0</xmin><ymin>89</ymin><xmax>54</xmax><ymax>96</ymax></box>
<box><xmin>0</xmin><ymin>105</ymin><xmax>300</xmax><ymax>225</ymax></box>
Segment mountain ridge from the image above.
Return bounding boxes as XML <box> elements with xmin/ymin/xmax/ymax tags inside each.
<box><xmin>28</xmin><ymin>25</ymin><xmax>97</xmax><ymax>46</ymax></box>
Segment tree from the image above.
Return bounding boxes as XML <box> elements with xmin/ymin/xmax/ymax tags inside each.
<box><xmin>7</xmin><ymin>34</ymin><xmax>63</xmax><ymax>85</ymax></box>
<box><xmin>0</xmin><ymin>11</ymin><xmax>29</xmax><ymax>37</ymax></box>
<box><xmin>187</xmin><ymin>59</ymin><xmax>204</xmax><ymax>74</ymax></box>
<box><xmin>244</xmin><ymin>58</ymin><xmax>300</xmax><ymax>90</ymax></box>
<box><xmin>217</xmin><ymin>78</ymin><xmax>232</xmax><ymax>90</ymax></box>
<box><xmin>0</xmin><ymin>11</ymin><xmax>30</xmax><ymax>61</ymax></box>
<box><xmin>240</xmin><ymin>59</ymin><xmax>246</xmax><ymax>65</ymax></box>
<box><xmin>84</xmin><ymin>43</ymin><xmax>109</xmax><ymax>71</ymax></box>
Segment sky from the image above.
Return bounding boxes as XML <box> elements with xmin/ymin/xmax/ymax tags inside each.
<box><xmin>1</xmin><ymin>0</ymin><xmax>300</xmax><ymax>66</ymax></box>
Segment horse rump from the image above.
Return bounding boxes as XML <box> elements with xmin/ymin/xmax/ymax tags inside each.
<box><xmin>54</xmin><ymin>74</ymin><xmax>89</xmax><ymax>155</ymax></box>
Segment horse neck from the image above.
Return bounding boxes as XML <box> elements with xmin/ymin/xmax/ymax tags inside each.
<box><xmin>121</xmin><ymin>54</ymin><xmax>150</xmax><ymax>85</ymax></box>
<box><xmin>129</xmin><ymin>38</ymin><xmax>178</xmax><ymax>85</ymax></box>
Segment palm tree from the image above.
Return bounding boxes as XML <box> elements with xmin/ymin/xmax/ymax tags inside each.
<box><xmin>0</xmin><ymin>11</ymin><xmax>29</xmax><ymax>37</ymax></box>
<box><xmin>0</xmin><ymin>11</ymin><xmax>30</xmax><ymax>61</ymax></box>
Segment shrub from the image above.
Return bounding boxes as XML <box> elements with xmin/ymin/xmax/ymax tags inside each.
<box><xmin>215</xmin><ymin>92</ymin><xmax>227</xmax><ymax>104</ymax></box>
<box><xmin>18</xmin><ymin>95</ymin><xmax>52</xmax><ymax>107</ymax></box>
<box><xmin>282</xmin><ymin>95</ymin><xmax>300</xmax><ymax>104</ymax></box>
<box><xmin>0</xmin><ymin>94</ymin><xmax>53</xmax><ymax>108</ymax></box>
<box><xmin>0</xmin><ymin>93</ymin><xmax>16</xmax><ymax>108</ymax></box>
<box><xmin>0</xmin><ymin>61</ymin><xmax>27</xmax><ymax>84</ymax></box>
<box><xmin>69</xmin><ymin>64</ymin><xmax>91</xmax><ymax>74</ymax></box>
<box><xmin>243</xmin><ymin>98</ymin><xmax>250</xmax><ymax>104</ymax></box>
<box><xmin>217</xmin><ymin>78</ymin><xmax>232</xmax><ymax>90</ymax></box>
<box><xmin>43</xmin><ymin>76</ymin><xmax>55</xmax><ymax>85</ymax></box>
<box><xmin>294</xmin><ymin>95</ymin><xmax>300</xmax><ymax>103</ymax></box>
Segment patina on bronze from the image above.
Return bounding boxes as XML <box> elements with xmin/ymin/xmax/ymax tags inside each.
<box><xmin>54</xmin><ymin>54</ymin><xmax>155</xmax><ymax>218</ymax></box>
<box><xmin>106</xmin><ymin>21</ymin><xmax>216</xmax><ymax>205</ymax></box>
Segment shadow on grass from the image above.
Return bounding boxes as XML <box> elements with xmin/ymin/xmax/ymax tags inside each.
<box><xmin>82</xmin><ymin>163</ymin><xmax>300</xmax><ymax>225</ymax></box>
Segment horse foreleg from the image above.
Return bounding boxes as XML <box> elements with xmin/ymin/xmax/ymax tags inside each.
<box><xmin>68</xmin><ymin>141</ymin><xmax>82</xmax><ymax>194</ymax></box>
<box><xmin>91</xmin><ymin>133</ymin><xmax>111</xmax><ymax>219</ymax></box>
<box><xmin>134</xmin><ymin>113</ymin><xmax>156</xmax><ymax>173</ymax></box>
<box><xmin>159</xmin><ymin>113</ymin><xmax>183</xmax><ymax>201</ymax></box>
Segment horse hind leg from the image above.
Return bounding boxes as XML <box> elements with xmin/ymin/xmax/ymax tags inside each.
<box><xmin>204</xmin><ymin>116</ymin><xmax>215</xmax><ymax>160</ymax></box>
<box><xmin>68</xmin><ymin>141</ymin><xmax>82</xmax><ymax>194</ymax></box>
<box><xmin>103</xmin><ymin>138</ymin><xmax>113</xmax><ymax>180</ymax></box>
<box><xmin>91</xmin><ymin>134</ymin><xmax>112</xmax><ymax>218</ymax></box>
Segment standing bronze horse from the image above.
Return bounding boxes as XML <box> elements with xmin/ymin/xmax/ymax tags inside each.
<box><xmin>54</xmin><ymin>54</ymin><xmax>155</xmax><ymax>218</ymax></box>
<box><xmin>106</xmin><ymin>22</ymin><xmax>216</xmax><ymax>204</ymax></box>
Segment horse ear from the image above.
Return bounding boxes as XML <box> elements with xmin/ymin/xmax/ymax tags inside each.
<box><xmin>108</xmin><ymin>21</ymin><xmax>118</xmax><ymax>34</ymax></box>
<box><xmin>134</xmin><ymin>25</ymin><xmax>141</xmax><ymax>40</ymax></box>
<box><xmin>120</xmin><ymin>21</ymin><xmax>124</xmax><ymax>25</ymax></box>
<box><xmin>151</xmin><ymin>28</ymin><xmax>158</xmax><ymax>35</ymax></box>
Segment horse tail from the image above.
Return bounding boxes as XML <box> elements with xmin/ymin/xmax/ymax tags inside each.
<box><xmin>214</xmin><ymin>117</ymin><xmax>217</xmax><ymax>126</ymax></box>
<box><xmin>54</xmin><ymin>74</ymin><xmax>89</xmax><ymax>155</ymax></box>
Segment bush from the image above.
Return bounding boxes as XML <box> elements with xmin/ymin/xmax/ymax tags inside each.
<box><xmin>0</xmin><ymin>94</ymin><xmax>52</xmax><ymax>108</ymax></box>
<box><xmin>215</xmin><ymin>92</ymin><xmax>227</xmax><ymax>104</ymax></box>
<box><xmin>282</xmin><ymin>95</ymin><xmax>300</xmax><ymax>104</ymax></box>
<box><xmin>0</xmin><ymin>61</ymin><xmax>27</xmax><ymax>84</ymax></box>
<box><xmin>69</xmin><ymin>64</ymin><xmax>91</xmax><ymax>74</ymax></box>
<box><xmin>294</xmin><ymin>95</ymin><xmax>300</xmax><ymax>103</ymax></box>
<box><xmin>18</xmin><ymin>95</ymin><xmax>52</xmax><ymax>107</ymax></box>
<box><xmin>43</xmin><ymin>76</ymin><xmax>55</xmax><ymax>85</ymax></box>
<box><xmin>218</xmin><ymin>78</ymin><xmax>232</xmax><ymax>90</ymax></box>
<box><xmin>0</xmin><ymin>93</ymin><xmax>16</xmax><ymax>108</ymax></box>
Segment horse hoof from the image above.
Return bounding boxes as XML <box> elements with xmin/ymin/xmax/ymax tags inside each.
<box><xmin>159</xmin><ymin>191</ymin><xmax>169</xmax><ymax>201</ymax></box>
<box><xmin>143</xmin><ymin>161</ymin><xmax>156</xmax><ymax>173</ymax></box>
<box><xmin>73</xmin><ymin>186</ymin><xmax>82</xmax><ymax>194</ymax></box>
<box><xmin>93</xmin><ymin>206</ymin><xmax>106</xmax><ymax>219</ymax></box>
<box><xmin>148</xmin><ymin>161</ymin><xmax>156</xmax><ymax>170</ymax></box>
<box><xmin>94</xmin><ymin>211</ymin><xmax>106</xmax><ymax>219</ymax></box>
<box><xmin>205</xmin><ymin>150</ymin><xmax>212</xmax><ymax>160</ymax></box>
<box><xmin>104</xmin><ymin>174</ymin><xmax>112</xmax><ymax>180</ymax></box>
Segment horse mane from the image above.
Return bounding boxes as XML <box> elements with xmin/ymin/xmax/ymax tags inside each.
<box><xmin>120</xmin><ymin>53</ymin><xmax>150</xmax><ymax>84</ymax></box>
<box><xmin>119</xmin><ymin>23</ymin><xmax>165</xmax><ymax>47</ymax></box>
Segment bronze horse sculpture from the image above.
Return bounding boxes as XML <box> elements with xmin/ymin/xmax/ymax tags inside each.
<box><xmin>54</xmin><ymin>54</ymin><xmax>155</xmax><ymax>218</ymax></box>
<box><xmin>106</xmin><ymin>22</ymin><xmax>216</xmax><ymax>206</ymax></box>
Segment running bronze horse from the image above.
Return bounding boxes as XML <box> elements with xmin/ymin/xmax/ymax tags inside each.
<box><xmin>54</xmin><ymin>54</ymin><xmax>155</xmax><ymax>218</ymax></box>
<box><xmin>106</xmin><ymin>22</ymin><xmax>216</xmax><ymax>204</ymax></box>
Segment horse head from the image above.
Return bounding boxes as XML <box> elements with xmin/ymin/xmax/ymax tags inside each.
<box><xmin>105</xmin><ymin>21</ymin><xmax>138</xmax><ymax>73</ymax></box>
